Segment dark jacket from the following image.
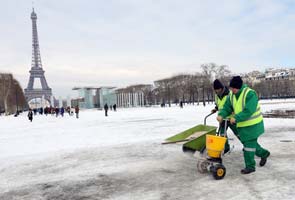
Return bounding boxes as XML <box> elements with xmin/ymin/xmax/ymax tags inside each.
<box><xmin>28</xmin><ymin>111</ymin><xmax>33</xmax><ymax>120</ymax></box>
<box><xmin>75</xmin><ymin>106</ymin><xmax>79</xmax><ymax>113</ymax></box>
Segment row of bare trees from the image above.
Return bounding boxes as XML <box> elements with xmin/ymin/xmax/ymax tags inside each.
<box><xmin>152</xmin><ymin>63</ymin><xmax>232</xmax><ymax>106</ymax></box>
<box><xmin>251</xmin><ymin>79</ymin><xmax>295</xmax><ymax>99</ymax></box>
<box><xmin>118</xmin><ymin>63</ymin><xmax>232</xmax><ymax>106</ymax></box>
<box><xmin>121</xmin><ymin>63</ymin><xmax>295</xmax><ymax>107</ymax></box>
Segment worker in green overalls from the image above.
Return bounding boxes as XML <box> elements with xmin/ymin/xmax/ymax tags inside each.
<box><xmin>217</xmin><ymin>76</ymin><xmax>270</xmax><ymax>174</ymax></box>
<box><xmin>212</xmin><ymin>79</ymin><xmax>239</xmax><ymax>154</ymax></box>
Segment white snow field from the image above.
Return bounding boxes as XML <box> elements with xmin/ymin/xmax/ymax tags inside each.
<box><xmin>1</xmin><ymin>100</ymin><xmax>295</xmax><ymax>200</ymax></box>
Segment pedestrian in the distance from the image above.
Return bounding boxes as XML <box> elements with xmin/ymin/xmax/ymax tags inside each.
<box><xmin>55</xmin><ymin>107</ymin><xmax>59</xmax><ymax>117</ymax></box>
<box><xmin>60</xmin><ymin>107</ymin><xmax>65</xmax><ymax>117</ymax></box>
<box><xmin>104</xmin><ymin>103</ymin><xmax>109</xmax><ymax>117</ymax></box>
<box><xmin>66</xmin><ymin>106</ymin><xmax>71</xmax><ymax>116</ymax></box>
<box><xmin>28</xmin><ymin>108</ymin><xmax>33</xmax><ymax>122</ymax></box>
<box><xmin>75</xmin><ymin>105</ymin><xmax>79</xmax><ymax>119</ymax></box>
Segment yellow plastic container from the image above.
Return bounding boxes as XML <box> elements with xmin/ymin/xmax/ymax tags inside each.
<box><xmin>206</xmin><ymin>134</ymin><xmax>227</xmax><ymax>158</ymax></box>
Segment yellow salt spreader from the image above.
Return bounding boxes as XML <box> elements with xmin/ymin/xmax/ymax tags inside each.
<box><xmin>163</xmin><ymin>113</ymin><xmax>229</xmax><ymax>180</ymax></box>
<box><xmin>196</xmin><ymin>120</ymin><xmax>229</xmax><ymax>180</ymax></box>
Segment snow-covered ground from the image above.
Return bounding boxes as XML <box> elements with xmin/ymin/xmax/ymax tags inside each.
<box><xmin>0</xmin><ymin>100</ymin><xmax>295</xmax><ymax>200</ymax></box>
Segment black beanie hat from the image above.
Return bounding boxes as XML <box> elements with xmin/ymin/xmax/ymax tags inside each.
<box><xmin>213</xmin><ymin>79</ymin><xmax>224</xmax><ymax>90</ymax></box>
<box><xmin>229</xmin><ymin>76</ymin><xmax>243</xmax><ymax>89</ymax></box>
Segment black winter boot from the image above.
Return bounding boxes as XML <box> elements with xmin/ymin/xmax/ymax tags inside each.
<box><xmin>241</xmin><ymin>168</ymin><xmax>255</xmax><ymax>174</ymax></box>
<box><xmin>260</xmin><ymin>152</ymin><xmax>270</xmax><ymax>167</ymax></box>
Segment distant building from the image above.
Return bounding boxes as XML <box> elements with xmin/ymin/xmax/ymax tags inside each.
<box><xmin>73</xmin><ymin>87</ymin><xmax>95</xmax><ymax>109</ymax></box>
<box><xmin>245</xmin><ymin>68</ymin><xmax>295</xmax><ymax>83</ymax></box>
<box><xmin>96</xmin><ymin>87</ymin><xmax>116</xmax><ymax>108</ymax></box>
<box><xmin>116</xmin><ymin>89</ymin><xmax>145</xmax><ymax>107</ymax></box>
<box><xmin>72</xmin><ymin>87</ymin><xmax>116</xmax><ymax>109</ymax></box>
<box><xmin>243</xmin><ymin>70</ymin><xmax>264</xmax><ymax>85</ymax></box>
<box><xmin>115</xmin><ymin>84</ymin><xmax>151</xmax><ymax>107</ymax></box>
<box><xmin>264</xmin><ymin>68</ymin><xmax>294</xmax><ymax>80</ymax></box>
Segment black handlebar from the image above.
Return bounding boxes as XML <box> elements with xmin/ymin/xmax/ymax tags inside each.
<box><xmin>204</xmin><ymin>112</ymin><xmax>215</xmax><ymax>126</ymax></box>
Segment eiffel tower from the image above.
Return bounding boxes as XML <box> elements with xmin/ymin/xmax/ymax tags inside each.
<box><xmin>24</xmin><ymin>8</ymin><xmax>52</xmax><ymax>104</ymax></box>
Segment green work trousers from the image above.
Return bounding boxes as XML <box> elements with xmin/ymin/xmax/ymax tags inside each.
<box><xmin>242</xmin><ymin>138</ymin><xmax>270</xmax><ymax>169</ymax></box>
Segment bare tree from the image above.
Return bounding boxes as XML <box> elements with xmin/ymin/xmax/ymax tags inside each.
<box><xmin>0</xmin><ymin>73</ymin><xmax>28</xmax><ymax>115</ymax></box>
<box><xmin>154</xmin><ymin>77</ymin><xmax>172</xmax><ymax>106</ymax></box>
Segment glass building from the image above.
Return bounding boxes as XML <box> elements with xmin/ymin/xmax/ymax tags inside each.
<box><xmin>73</xmin><ymin>87</ymin><xmax>116</xmax><ymax>109</ymax></box>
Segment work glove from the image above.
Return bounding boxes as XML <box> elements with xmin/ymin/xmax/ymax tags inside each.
<box><xmin>230</xmin><ymin>118</ymin><xmax>236</xmax><ymax>125</ymax></box>
<box><xmin>217</xmin><ymin>116</ymin><xmax>223</xmax><ymax>123</ymax></box>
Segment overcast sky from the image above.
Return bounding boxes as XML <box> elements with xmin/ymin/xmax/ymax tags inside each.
<box><xmin>0</xmin><ymin>0</ymin><xmax>295</xmax><ymax>97</ymax></box>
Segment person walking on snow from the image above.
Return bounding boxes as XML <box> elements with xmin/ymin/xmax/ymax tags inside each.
<box><xmin>60</xmin><ymin>107</ymin><xmax>65</xmax><ymax>117</ymax></box>
<box><xmin>75</xmin><ymin>105</ymin><xmax>79</xmax><ymax>119</ymax></box>
<box><xmin>55</xmin><ymin>107</ymin><xmax>59</xmax><ymax>117</ymax></box>
<box><xmin>180</xmin><ymin>101</ymin><xmax>183</xmax><ymax>108</ymax></box>
<box><xmin>28</xmin><ymin>108</ymin><xmax>33</xmax><ymax>122</ymax></box>
<box><xmin>217</xmin><ymin>76</ymin><xmax>270</xmax><ymax>174</ymax></box>
<box><xmin>212</xmin><ymin>79</ymin><xmax>240</xmax><ymax>154</ymax></box>
<box><xmin>104</xmin><ymin>103</ymin><xmax>109</xmax><ymax>117</ymax></box>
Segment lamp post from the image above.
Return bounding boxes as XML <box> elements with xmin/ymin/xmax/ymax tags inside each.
<box><xmin>14</xmin><ymin>82</ymin><xmax>19</xmax><ymax>117</ymax></box>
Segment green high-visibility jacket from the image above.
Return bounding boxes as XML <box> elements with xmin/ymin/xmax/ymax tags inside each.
<box><xmin>214</xmin><ymin>86</ymin><xmax>229</xmax><ymax>110</ymax></box>
<box><xmin>230</xmin><ymin>87</ymin><xmax>263</xmax><ymax>127</ymax></box>
<box><xmin>218</xmin><ymin>84</ymin><xmax>264</xmax><ymax>142</ymax></box>
<box><xmin>215</xmin><ymin>94</ymin><xmax>227</xmax><ymax>110</ymax></box>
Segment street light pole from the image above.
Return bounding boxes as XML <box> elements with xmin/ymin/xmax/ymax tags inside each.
<box><xmin>15</xmin><ymin>82</ymin><xmax>18</xmax><ymax>116</ymax></box>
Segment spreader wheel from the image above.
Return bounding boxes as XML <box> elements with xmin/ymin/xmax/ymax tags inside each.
<box><xmin>212</xmin><ymin>164</ymin><xmax>226</xmax><ymax>180</ymax></box>
<box><xmin>197</xmin><ymin>159</ymin><xmax>209</xmax><ymax>173</ymax></box>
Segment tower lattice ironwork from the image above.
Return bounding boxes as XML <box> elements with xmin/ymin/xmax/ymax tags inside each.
<box><xmin>24</xmin><ymin>8</ymin><xmax>52</xmax><ymax>104</ymax></box>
